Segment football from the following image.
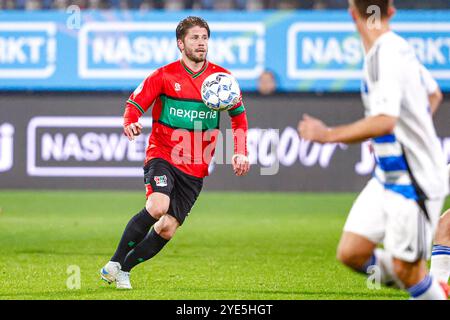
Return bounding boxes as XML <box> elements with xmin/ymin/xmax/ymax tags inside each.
<box><xmin>201</xmin><ymin>72</ymin><xmax>241</xmax><ymax>111</ymax></box>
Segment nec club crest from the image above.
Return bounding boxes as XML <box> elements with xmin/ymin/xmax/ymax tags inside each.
<box><xmin>154</xmin><ymin>175</ymin><xmax>168</xmax><ymax>187</ymax></box>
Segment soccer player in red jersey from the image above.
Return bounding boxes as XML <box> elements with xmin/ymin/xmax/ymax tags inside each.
<box><xmin>100</xmin><ymin>16</ymin><xmax>250</xmax><ymax>289</ymax></box>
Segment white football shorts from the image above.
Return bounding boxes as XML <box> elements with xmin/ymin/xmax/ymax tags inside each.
<box><xmin>344</xmin><ymin>178</ymin><xmax>444</xmax><ymax>262</ymax></box>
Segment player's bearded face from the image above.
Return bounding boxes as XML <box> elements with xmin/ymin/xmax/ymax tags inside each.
<box><xmin>182</xmin><ymin>26</ymin><xmax>209</xmax><ymax>63</ymax></box>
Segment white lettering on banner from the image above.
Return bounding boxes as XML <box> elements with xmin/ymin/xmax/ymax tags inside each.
<box><xmin>208</xmin><ymin>37</ymin><xmax>254</xmax><ymax>65</ymax></box>
<box><xmin>0</xmin><ymin>23</ymin><xmax>56</xmax><ymax>79</ymax></box>
<box><xmin>288</xmin><ymin>23</ymin><xmax>450</xmax><ymax>80</ymax></box>
<box><xmin>408</xmin><ymin>37</ymin><xmax>450</xmax><ymax>65</ymax></box>
<box><xmin>0</xmin><ymin>37</ymin><xmax>45</xmax><ymax>64</ymax></box>
<box><xmin>301</xmin><ymin>37</ymin><xmax>361</xmax><ymax>65</ymax></box>
<box><xmin>79</xmin><ymin>22</ymin><xmax>265</xmax><ymax>79</ymax></box>
<box><xmin>92</xmin><ymin>37</ymin><xmax>178</xmax><ymax>65</ymax></box>
<box><xmin>27</xmin><ymin>116</ymin><xmax>153</xmax><ymax>177</ymax></box>
<box><xmin>277</xmin><ymin>127</ymin><xmax>299</xmax><ymax>166</ymax></box>
<box><xmin>0</xmin><ymin>123</ymin><xmax>14</xmax><ymax>173</ymax></box>
<box><xmin>248</xmin><ymin>127</ymin><xmax>348</xmax><ymax>170</ymax></box>
<box><xmin>355</xmin><ymin>141</ymin><xmax>375</xmax><ymax>175</ymax></box>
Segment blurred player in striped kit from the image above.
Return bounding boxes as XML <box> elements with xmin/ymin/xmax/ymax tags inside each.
<box><xmin>417</xmin><ymin>44</ymin><xmax>450</xmax><ymax>287</ymax></box>
<box><xmin>298</xmin><ymin>0</ymin><xmax>449</xmax><ymax>299</ymax></box>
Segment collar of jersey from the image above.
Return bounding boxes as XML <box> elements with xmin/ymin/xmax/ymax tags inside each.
<box><xmin>180</xmin><ymin>59</ymin><xmax>208</xmax><ymax>79</ymax></box>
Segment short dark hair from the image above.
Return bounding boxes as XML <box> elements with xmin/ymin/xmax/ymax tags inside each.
<box><xmin>350</xmin><ymin>0</ymin><xmax>392</xmax><ymax>18</ymax></box>
<box><xmin>176</xmin><ymin>16</ymin><xmax>210</xmax><ymax>41</ymax></box>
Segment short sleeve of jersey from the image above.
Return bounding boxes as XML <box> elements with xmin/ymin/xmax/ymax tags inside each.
<box><xmin>367</xmin><ymin>46</ymin><xmax>402</xmax><ymax>118</ymax></box>
<box><xmin>419</xmin><ymin>64</ymin><xmax>438</xmax><ymax>95</ymax></box>
<box><xmin>127</xmin><ymin>68</ymin><xmax>164</xmax><ymax>114</ymax></box>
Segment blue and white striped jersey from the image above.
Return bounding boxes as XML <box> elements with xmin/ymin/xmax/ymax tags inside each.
<box><xmin>361</xmin><ymin>31</ymin><xmax>448</xmax><ymax>200</ymax></box>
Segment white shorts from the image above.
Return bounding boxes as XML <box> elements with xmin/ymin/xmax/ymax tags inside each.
<box><xmin>344</xmin><ymin>178</ymin><xmax>444</xmax><ymax>262</ymax></box>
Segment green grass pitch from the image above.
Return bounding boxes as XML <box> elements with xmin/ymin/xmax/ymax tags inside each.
<box><xmin>0</xmin><ymin>191</ymin><xmax>447</xmax><ymax>300</ymax></box>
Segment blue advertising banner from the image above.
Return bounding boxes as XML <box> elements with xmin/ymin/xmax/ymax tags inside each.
<box><xmin>0</xmin><ymin>10</ymin><xmax>449</xmax><ymax>92</ymax></box>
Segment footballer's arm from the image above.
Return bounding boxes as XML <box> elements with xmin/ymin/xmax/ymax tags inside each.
<box><xmin>298</xmin><ymin>113</ymin><xmax>397</xmax><ymax>145</ymax></box>
<box><xmin>123</xmin><ymin>69</ymin><xmax>163</xmax><ymax>141</ymax></box>
<box><xmin>229</xmin><ymin>104</ymin><xmax>250</xmax><ymax>176</ymax></box>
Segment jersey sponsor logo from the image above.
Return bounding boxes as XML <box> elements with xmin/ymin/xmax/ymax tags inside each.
<box><xmin>154</xmin><ymin>175</ymin><xmax>167</xmax><ymax>187</ymax></box>
<box><xmin>159</xmin><ymin>95</ymin><xmax>219</xmax><ymax>130</ymax></box>
<box><xmin>27</xmin><ymin>116</ymin><xmax>153</xmax><ymax>177</ymax></box>
<box><xmin>174</xmin><ymin>82</ymin><xmax>181</xmax><ymax>91</ymax></box>
<box><xmin>287</xmin><ymin>22</ymin><xmax>450</xmax><ymax>81</ymax></box>
<box><xmin>169</xmin><ymin>107</ymin><xmax>217</xmax><ymax>122</ymax></box>
<box><xmin>0</xmin><ymin>22</ymin><xmax>56</xmax><ymax>79</ymax></box>
<box><xmin>78</xmin><ymin>22</ymin><xmax>265</xmax><ymax>80</ymax></box>
<box><xmin>0</xmin><ymin>123</ymin><xmax>14</xmax><ymax>173</ymax></box>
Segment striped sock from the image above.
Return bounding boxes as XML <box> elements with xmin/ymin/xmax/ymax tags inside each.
<box><xmin>430</xmin><ymin>245</ymin><xmax>450</xmax><ymax>283</ymax></box>
<box><xmin>407</xmin><ymin>275</ymin><xmax>446</xmax><ymax>300</ymax></box>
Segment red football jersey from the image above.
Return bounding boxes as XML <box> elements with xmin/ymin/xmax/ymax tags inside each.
<box><xmin>123</xmin><ymin>59</ymin><xmax>248</xmax><ymax>178</ymax></box>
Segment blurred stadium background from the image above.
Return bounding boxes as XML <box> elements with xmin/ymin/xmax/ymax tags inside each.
<box><xmin>0</xmin><ymin>1</ymin><xmax>449</xmax><ymax>300</ymax></box>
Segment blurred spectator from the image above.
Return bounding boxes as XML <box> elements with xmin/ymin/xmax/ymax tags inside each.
<box><xmin>52</xmin><ymin>0</ymin><xmax>70</xmax><ymax>9</ymax></box>
<box><xmin>0</xmin><ymin>0</ymin><xmax>16</xmax><ymax>9</ymax></box>
<box><xmin>245</xmin><ymin>0</ymin><xmax>263</xmax><ymax>10</ymax></box>
<box><xmin>4</xmin><ymin>0</ymin><xmax>449</xmax><ymax>10</ymax></box>
<box><xmin>314</xmin><ymin>0</ymin><xmax>347</xmax><ymax>9</ymax></box>
<box><xmin>25</xmin><ymin>0</ymin><xmax>43</xmax><ymax>9</ymax></box>
<box><xmin>88</xmin><ymin>0</ymin><xmax>110</xmax><ymax>8</ymax></box>
<box><xmin>139</xmin><ymin>0</ymin><xmax>151</xmax><ymax>10</ymax></box>
<box><xmin>72</xmin><ymin>0</ymin><xmax>88</xmax><ymax>9</ymax></box>
<box><xmin>164</xmin><ymin>0</ymin><xmax>184</xmax><ymax>10</ymax></box>
<box><xmin>258</xmin><ymin>70</ymin><xmax>277</xmax><ymax>95</ymax></box>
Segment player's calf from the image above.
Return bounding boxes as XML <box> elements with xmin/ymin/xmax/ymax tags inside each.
<box><xmin>393</xmin><ymin>258</ymin><xmax>448</xmax><ymax>300</ymax></box>
<box><xmin>119</xmin><ymin>215</ymin><xmax>178</xmax><ymax>274</ymax></box>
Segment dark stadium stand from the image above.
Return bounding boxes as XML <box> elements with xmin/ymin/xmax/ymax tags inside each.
<box><xmin>1</xmin><ymin>0</ymin><xmax>449</xmax><ymax>10</ymax></box>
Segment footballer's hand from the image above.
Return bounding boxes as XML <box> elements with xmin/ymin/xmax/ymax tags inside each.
<box><xmin>232</xmin><ymin>154</ymin><xmax>250</xmax><ymax>176</ymax></box>
<box><xmin>298</xmin><ymin>114</ymin><xmax>329</xmax><ymax>144</ymax></box>
<box><xmin>124</xmin><ymin>122</ymin><xmax>143</xmax><ymax>141</ymax></box>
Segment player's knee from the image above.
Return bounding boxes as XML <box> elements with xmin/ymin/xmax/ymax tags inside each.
<box><xmin>145</xmin><ymin>200</ymin><xmax>169</xmax><ymax>220</ymax></box>
<box><xmin>155</xmin><ymin>215</ymin><xmax>179</xmax><ymax>240</ymax></box>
